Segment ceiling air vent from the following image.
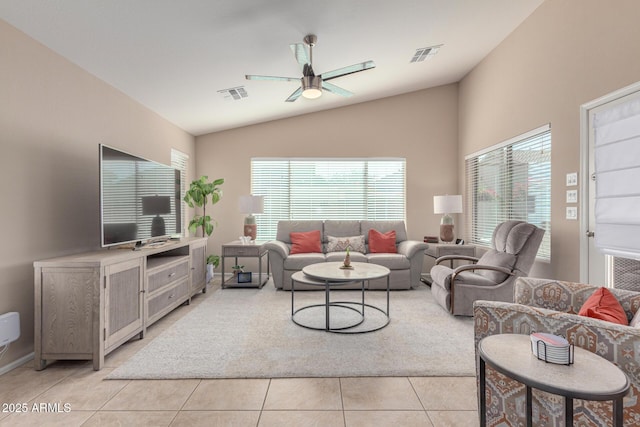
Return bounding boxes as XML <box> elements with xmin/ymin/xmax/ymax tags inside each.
<box><xmin>410</xmin><ymin>44</ymin><xmax>442</xmax><ymax>63</ymax></box>
<box><xmin>218</xmin><ymin>86</ymin><xmax>248</xmax><ymax>101</ymax></box>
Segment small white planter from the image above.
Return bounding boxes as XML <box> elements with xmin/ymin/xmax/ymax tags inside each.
<box><xmin>206</xmin><ymin>264</ymin><xmax>214</xmax><ymax>283</ymax></box>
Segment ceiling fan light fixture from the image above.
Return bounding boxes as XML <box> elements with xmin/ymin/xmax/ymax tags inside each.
<box><xmin>301</xmin><ymin>76</ymin><xmax>322</xmax><ymax>99</ymax></box>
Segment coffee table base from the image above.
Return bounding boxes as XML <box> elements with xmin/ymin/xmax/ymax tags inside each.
<box><xmin>290</xmin><ymin>270</ymin><xmax>390</xmax><ymax>334</ymax></box>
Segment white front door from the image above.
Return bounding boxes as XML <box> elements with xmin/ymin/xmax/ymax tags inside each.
<box><xmin>580</xmin><ymin>82</ymin><xmax>640</xmax><ymax>286</ymax></box>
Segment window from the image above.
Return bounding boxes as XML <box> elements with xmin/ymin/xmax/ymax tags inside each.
<box><xmin>465</xmin><ymin>125</ymin><xmax>551</xmax><ymax>260</ymax></box>
<box><xmin>171</xmin><ymin>148</ymin><xmax>189</xmax><ymax>236</ymax></box>
<box><xmin>251</xmin><ymin>158</ymin><xmax>406</xmax><ymax>241</ymax></box>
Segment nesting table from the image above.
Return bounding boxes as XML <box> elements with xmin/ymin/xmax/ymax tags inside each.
<box><xmin>478</xmin><ymin>334</ymin><xmax>629</xmax><ymax>427</ymax></box>
<box><xmin>290</xmin><ymin>262</ymin><xmax>391</xmax><ymax>334</ymax></box>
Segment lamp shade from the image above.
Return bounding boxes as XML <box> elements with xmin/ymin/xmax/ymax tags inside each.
<box><xmin>238</xmin><ymin>195</ymin><xmax>264</xmax><ymax>214</ymax></box>
<box><xmin>433</xmin><ymin>195</ymin><xmax>463</xmax><ymax>214</ymax></box>
<box><xmin>142</xmin><ymin>195</ymin><xmax>171</xmax><ymax>215</ymax></box>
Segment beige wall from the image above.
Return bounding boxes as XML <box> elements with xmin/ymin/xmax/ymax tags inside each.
<box><xmin>0</xmin><ymin>20</ymin><xmax>196</xmax><ymax>370</ymax></box>
<box><xmin>458</xmin><ymin>0</ymin><xmax>640</xmax><ymax>281</ymax></box>
<box><xmin>195</xmin><ymin>85</ymin><xmax>459</xmax><ymax>265</ymax></box>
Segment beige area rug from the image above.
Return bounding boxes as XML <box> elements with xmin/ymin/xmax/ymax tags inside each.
<box><xmin>107</xmin><ymin>283</ymin><xmax>475</xmax><ymax>379</ymax></box>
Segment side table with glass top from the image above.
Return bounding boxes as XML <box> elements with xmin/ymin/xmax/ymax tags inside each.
<box><xmin>221</xmin><ymin>241</ymin><xmax>269</xmax><ymax>288</ymax></box>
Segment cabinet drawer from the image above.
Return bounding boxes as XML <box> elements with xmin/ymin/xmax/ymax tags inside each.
<box><xmin>147</xmin><ymin>279</ymin><xmax>189</xmax><ymax>320</ymax></box>
<box><xmin>224</xmin><ymin>246</ymin><xmax>262</xmax><ymax>257</ymax></box>
<box><xmin>148</xmin><ymin>260</ymin><xmax>189</xmax><ymax>293</ymax></box>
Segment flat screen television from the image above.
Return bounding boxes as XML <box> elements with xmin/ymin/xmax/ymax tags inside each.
<box><xmin>100</xmin><ymin>144</ymin><xmax>182</xmax><ymax>247</ymax></box>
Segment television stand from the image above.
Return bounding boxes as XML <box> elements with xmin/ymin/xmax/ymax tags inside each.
<box><xmin>33</xmin><ymin>237</ymin><xmax>207</xmax><ymax>370</ymax></box>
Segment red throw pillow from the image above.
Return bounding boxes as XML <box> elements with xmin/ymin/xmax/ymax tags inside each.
<box><xmin>368</xmin><ymin>229</ymin><xmax>397</xmax><ymax>253</ymax></box>
<box><xmin>290</xmin><ymin>230</ymin><xmax>322</xmax><ymax>254</ymax></box>
<box><xmin>578</xmin><ymin>287</ymin><xmax>628</xmax><ymax>325</ymax></box>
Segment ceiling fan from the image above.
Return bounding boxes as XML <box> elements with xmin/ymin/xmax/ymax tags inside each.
<box><xmin>245</xmin><ymin>34</ymin><xmax>375</xmax><ymax>102</ymax></box>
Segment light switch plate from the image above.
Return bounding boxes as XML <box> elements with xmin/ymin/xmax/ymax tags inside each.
<box><xmin>566</xmin><ymin>207</ymin><xmax>578</xmax><ymax>220</ymax></box>
<box><xmin>566</xmin><ymin>189</ymin><xmax>578</xmax><ymax>203</ymax></box>
<box><xmin>566</xmin><ymin>172</ymin><xmax>578</xmax><ymax>186</ymax></box>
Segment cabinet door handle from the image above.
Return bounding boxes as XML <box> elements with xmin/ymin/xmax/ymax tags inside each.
<box><xmin>168</xmin><ymin>272</ymin><xmax>176</xmax><ymax>277</ymax></box>
<box><xmin>168</xmin><ymin>294</ymin><xmax>175</xmax><ymax>299</ymax></box>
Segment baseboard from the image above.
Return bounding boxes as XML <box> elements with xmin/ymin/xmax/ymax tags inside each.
<box><xmin>0</xmin><ymin>352</ymin><xmax>34</xmax><ymax>375</ymax></box>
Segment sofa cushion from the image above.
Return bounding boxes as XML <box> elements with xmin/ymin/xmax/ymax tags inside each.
<box><xmin>324</xmin><ymin>220</ymin><xmax>361</xmax><ymax>242</ymax></box>
<box><xmin>362</xmin><ymin>220</ymin><xmax>407</xmax><ymax>242</ymax></box>
<box><xmin>290</xmin><ymin>230</ymin><xmax>322</xmax><ymax>254</ymax></box>
<box><xmin>475</xmin><ymin>249</ymin><xmax>516</xmax><ymax>283</ymax></box>
<box><xmin>326</xmin><ymin>235</ymin><xmax>366</xmax><ymax>253</ymax></box>
<box><xmin>367</xmin><ymin>253</ymin><xmax>409</xmax><ymax>270</ymax></box>
<box><xmin>276</xmin><ymin>220</ymin><xmax>324</xmax><ymax>243</ymax></box>
<box><xmin>431</xmin><ymin>265</ymin><xmax>499</xmax><ymax>290</ymax></box>
<box><xmin>578</xmin><ymin>287</ymin><xmax>629</xmax><ymax>325</ymax></box>
<box><xmin>326</xmin><ymin>251</ymin><xmax>367</xmax><ymax>263</ymax></box>
<box><xmin>368</xmin><ymin>229</ymin><xmax>397</xmax><ymax>253</ymax></box>
<box><xmin>284</xmin><ymin>253</ymin><xmax>326</xmax><ymax>270</ymax></box>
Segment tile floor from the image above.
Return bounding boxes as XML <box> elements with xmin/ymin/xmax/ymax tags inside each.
<box><xmin>0</xmin><ymin>282</ymin><xmax>479</xmax><ymax>427</ymax></box>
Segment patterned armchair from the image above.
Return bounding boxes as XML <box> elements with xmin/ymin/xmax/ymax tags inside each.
<box><xmin>474</xmin><ymin>277</ymin><xmax>640</xmax><ymax>427</ymax></box>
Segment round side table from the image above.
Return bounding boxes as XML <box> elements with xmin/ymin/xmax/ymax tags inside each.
<box><xmin>478</xmin><ymin>334</ymin><xmax>629</xmax><ymax>427</ymax></box>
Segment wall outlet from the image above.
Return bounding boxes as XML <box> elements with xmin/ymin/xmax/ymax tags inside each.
<box><xmin>566</xmin><ymin>207</ymin><xmax>578</xmax><ymax>220</ymax></box>
<box><xmin>0</xmin><ymin>312</ymin><xmax>20</xmax><ymax>346</ymax></box>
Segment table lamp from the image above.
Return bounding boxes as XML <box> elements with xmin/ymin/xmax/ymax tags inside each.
<box><xmin>239</xmin><ymin>195</ymin><xmax>264</xmax><ymax>240</ymax></box>
<box><xmin>142</xmin><ymin>195</ymin><xmax>171</xmax><ymax>237</ymax></box>
<box><xmin>433</xmin><ymin>195</ymin><xmax>462</xmax><ymax>243</ymax></box>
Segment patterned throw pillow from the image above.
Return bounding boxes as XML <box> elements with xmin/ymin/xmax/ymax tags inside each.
<box><xmin>326</xmin><ymin>235</ymin><xmax>366</xmax><ymax>253</ymax></box>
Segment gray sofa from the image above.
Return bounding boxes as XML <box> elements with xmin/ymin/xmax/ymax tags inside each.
<box><xmin>264</xmin><ymin>220</ymin><xmax>428</xmax><ymax>290</ymax></box>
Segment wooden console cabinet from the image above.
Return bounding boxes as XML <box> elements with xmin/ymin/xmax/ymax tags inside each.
<box><xmin>33</xmin><ymin>237</ymin><xmax>207</xmax><ymax>370</ymax></box>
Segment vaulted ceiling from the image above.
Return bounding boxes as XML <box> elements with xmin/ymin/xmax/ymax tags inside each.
<box><xmin>1</xmin><ymin>0</ymin><xmax>543</xmax><ymax>135</ymax></box>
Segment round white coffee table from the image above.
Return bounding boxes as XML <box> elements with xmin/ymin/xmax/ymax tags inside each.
<box><xmin>291</xmin><ymin>262</ymin><xmax>391</xmax><ymax>334</ymax></box>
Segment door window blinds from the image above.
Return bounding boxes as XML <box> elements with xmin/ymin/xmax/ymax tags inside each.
<box><xmin>251</xmin><ymin>158</ymin><xmax>406</xmax><ymax>241</ymax></box>
<box><xmin>464</xmin><ymin>125</ymin><xmax>551</xmax><ymax>260</ymax></box>
<box><xmin>594</xmin><ymin>96</ymin><xmax>640</xmax><ymax>259</ymax></box>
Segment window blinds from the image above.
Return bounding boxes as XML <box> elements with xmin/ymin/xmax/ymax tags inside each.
<box><xmin>465</xmin><ymin>125</ymin><xmax>552</xmax><ymax>260</ymax></box>
<box><xmin>171</xmin><ymin>149</ymin><xmax>189</xmax><ymax>236</ymax></box>
<box><xmin>593</xmin><ymin>97</ymin><xmax>640</xmax><ymax>259</ymax></box>
<box><xmin>251</xmin><ymin>158</ymin><xmax>406</xmax><ymax>241</ymax></box>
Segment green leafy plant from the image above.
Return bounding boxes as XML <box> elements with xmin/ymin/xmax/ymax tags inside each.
<box><xmin>207</xmin><ymin>254</ymin><xmax>220</xmax><ymax>268</ymax></box>
<box><xmin>184</xmin><ymin>176</ymin><xmax>224</xmax><ymax>236</ymax></box>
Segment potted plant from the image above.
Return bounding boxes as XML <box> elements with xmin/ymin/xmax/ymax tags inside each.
<box><xmin>185</xmin><ymin>176</ymin><xmax>224</xmax><ymax>284</ymax></box>
<box><xmin>184</xmin><ymin>176</ymin><xmax>224</xmax><ymax>237</ymax></box>
<box><xmin>231</xmin><ymin>265</ymin><xmax>244</xmax><ymax>276</ymax></box>
<box><xmin>206</xmin><ymin>254</ymin><xmax>220</xmax><ymax>283</ymax></box>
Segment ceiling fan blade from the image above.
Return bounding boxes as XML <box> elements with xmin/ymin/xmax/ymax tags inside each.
<box><xmin>245</xmin><ymin>74</ymin><xmax>299</xmax><ymax>82</ymax></box>
<box><xmin>321</xmin><ymin>81</ymin><xmax>353</xmax><ymax>98</ymax></box>
<box><xmin>290</xmin><ymin>43</ymin><xmax>310</xmax><ymax>72</ymax></box>
<box><xmin>321</xmin><ymin>60</ymin><xmax>376</xmax><ymax>81</ymax></box>
<box><xmin>285</xmin><ymin>87</ymin><xmax>303</xmax><ymax>102</ymax></box>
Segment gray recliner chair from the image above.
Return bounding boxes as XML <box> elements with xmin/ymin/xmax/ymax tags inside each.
<box><xmin>430</xmin><ymin>220</ymin><xmax>545</xmax><ymax>316</ymax></box>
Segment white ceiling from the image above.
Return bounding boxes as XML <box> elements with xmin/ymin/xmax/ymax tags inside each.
<box><xmin>1</xmin><ymin>0</ymin><xmax>543</xmax><ymax>136</ymax></box>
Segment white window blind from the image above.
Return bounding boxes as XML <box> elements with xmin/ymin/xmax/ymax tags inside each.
<box><xmin>251</xmin><ymin>158</ymin><xmax>406</xmax><ymax>241</ymax></box>
<box><xmin>102</xmin><ymin>160</ymin><xmax>178</xmax><ymax>236</ymax></box>
<box><xmin>594</xmin><ymin>96</ymin><xmax>640</xmax><ymax>259</ymax></box>
<box><xmin>465</xmin><ymin>125</ymin><xmax>552</xmax><ymax>260</ymax></box>
<box><xmin>171</xmin><ymin>148</ymin><xmax>189</xmax><ymax>236</ymax></box>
